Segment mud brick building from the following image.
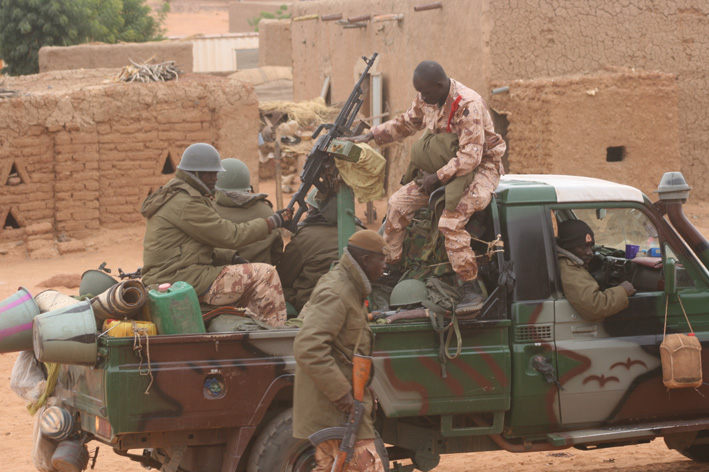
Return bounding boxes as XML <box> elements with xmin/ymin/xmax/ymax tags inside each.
<box><xmin>0</xmin><ymin>70</ymin><xmax>259</xmax><ymax>243</ymax></box>
<box><xmin>287</xmin><ymin>0</ymin><xmax>708</xmax><ymax>199</ymax></box>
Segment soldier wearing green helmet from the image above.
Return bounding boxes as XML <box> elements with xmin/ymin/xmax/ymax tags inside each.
<box><xmin>140</xmin><ymin>143</ymin><xmax>293</xmax><ymax>328</ymax></box>
<box><xmin>214</xmin><ymin>158</ymin><xmax>283</xmax><ymax>265</ymax></box>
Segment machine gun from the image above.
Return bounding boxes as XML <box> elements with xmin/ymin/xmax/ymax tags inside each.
<box><xmin>285</xmin><ymin>52</ymin><xmax>378</xmax><ymax>232</ymax></box>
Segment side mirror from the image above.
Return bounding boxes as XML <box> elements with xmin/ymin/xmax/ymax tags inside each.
<box><xmin>664</xmin><ymin>257</ymin><xmax>677</xmax><ymax>295</ymax></box>
<box><xmin>596</xmin><ymin>208</ymin><xmax>606</xmax><ymax>220</ymax></box>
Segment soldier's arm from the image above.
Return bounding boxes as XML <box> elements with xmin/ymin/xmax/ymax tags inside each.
<box><xmin>371</xmin><ymin>95</ymin><xmax>426</xmax><ymax>145</ymax></box>
<box><xmin>560</xmin><ymin>263</ymin><xmax>629</xmax><ymax>321</ymax></box>
<box><xmin>175</xmin><ymin>199</ymin><xmax>269</xmax><ymax>250</ymax></box>
<box><xmin>293</xmin><ymin>291</ymin><xmax>351</xmax><ymax>403</ymax></box>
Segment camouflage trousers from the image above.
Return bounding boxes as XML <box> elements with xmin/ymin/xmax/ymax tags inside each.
<box><xmin>384</xmin><ymin>162</ymin><xmax>500</xmax><ymax>282</ymax></box>
<box><xmin>200</xmin><ymin>263</ymin><xmax>287</xmax><ymax>328</ymax></box>
<box><xmin>313</xmin><ymin>439</ymin><xmax>385</xmax><ymax>472</ymax></box>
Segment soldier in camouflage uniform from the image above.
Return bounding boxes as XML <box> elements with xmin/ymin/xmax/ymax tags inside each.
<box><xmin>345</xmin><ymin>61</ymin><xmax>506</xmax><ymax>299</ymax></box>
<box><xmin>140</xmin><ymin>143</ymin><xmax>291</xmax><ymax>328</ymax></box>
<box><xmin>293</xmin><ymin>230</ymin><xmax>389</xmax><ymax>472</ymax></box>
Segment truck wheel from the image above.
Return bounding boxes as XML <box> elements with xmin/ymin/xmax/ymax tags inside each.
<box><xmin>246</xmin><ymin>408</ymin><xmax>389</xmax><ymax>472</ymax></box>
<box><xmin>679</xmin><ymin>445</ymin><xmax>709</xmax><ymax>463</ymax></box>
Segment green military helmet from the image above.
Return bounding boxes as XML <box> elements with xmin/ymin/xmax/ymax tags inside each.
<box><xmin>177</xmin><ymin>143</ymin><xmax>226</xmax><ymax>172</ymax></box>
<box><xmin>216</xmin><ymin>158</ymin><xmax>251</xmax><ymax>192</ymax></box>
<box><xmin>79</xmin><ymin>269</ymin><xmax>118</xmax><ymax>297</ymax></box>
<box><xmin>305</xmin><ymin>188</ymin><xmax>319</xmax><ymax>209</ymax></box>
<box><xmin>389</xmin><ymin>278</ymin><xmax>428</xmax><ymax>308</ymax></box>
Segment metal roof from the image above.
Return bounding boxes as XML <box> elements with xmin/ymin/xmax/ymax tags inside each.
<box><xmin>496</xmin><ymin>174</ymin><xmax>646</xmax><ymax>205</ymax></box>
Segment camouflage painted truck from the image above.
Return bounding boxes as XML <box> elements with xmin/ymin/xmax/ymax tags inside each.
<box><xmin>52</xmin><ymin>172</ymin><xmax>709</xmax><ymax>472</ymax></box>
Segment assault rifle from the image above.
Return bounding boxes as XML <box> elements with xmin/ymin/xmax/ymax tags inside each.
<box><xmin>285</xmin><ymin>52</ymin><xmax>378</xmax><ymax>232</ymax></box>
<box><xmin>308</xmin><ymin>354</ymin><xmax>373</xmax><ymax>472</ymax></box>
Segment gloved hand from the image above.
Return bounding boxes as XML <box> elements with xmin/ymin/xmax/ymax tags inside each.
<box><xmin>421</xmin><ymin>170</ymin><xmax>441</xmax><ymax>195</ymax></box>
<box><xmin>232</xmin><ymin>254</ymin><xmax>249</xmax><ymax>265</ymax></box>
<box><xmin>266</xmin><ymin>208</ymin><xmax>293</xmax><ymax>231</ymax></box>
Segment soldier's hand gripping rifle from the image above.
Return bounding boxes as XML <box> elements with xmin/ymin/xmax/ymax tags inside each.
<box><xmin>308</xmin><ymin>354</ymin><xmax>373</xmax><ymax>472</ymax></box>
<box><xmin>284</xmin><ymin>52</ymin><xmax>378</xmax><ymax>232</ymax></box>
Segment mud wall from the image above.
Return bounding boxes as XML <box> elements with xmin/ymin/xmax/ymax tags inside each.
<box><xmin>258</xmin><ymin>19</ymin><xmax>292</xmax><ymax>67</ymax></box>
<box><xmin>289</xmin><ymin>0</ymin><xmax>708</xmax><ymax>199</ymax></box>
<box><xmin>290</xmin><ymin>0</ymin><xmax>489</xmax><ymax>193</ymax></box>
<box><xmin>490</xmin><ymin>70</ymin><xmax>680</xmax><ymax>197</ymax></box>
<box><xmin>0</xmin><ymin>70</ymin><xmax>259</xmax><ymax>245</ymax></box>
<box><xmin>39</xmin><ymin>41</ymin><xmax>194</xmax><ymax>73</ymax></box>
<box><xmin>488</xmin><ymin>1</ymin><xmax>709</xmax><ymax>199</ymax></box>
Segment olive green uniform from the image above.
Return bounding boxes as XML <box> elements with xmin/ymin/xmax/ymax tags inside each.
<box><xmin>277</xmin><ymin>224</ymin><xmax>340</xmax><ymax>312</ymax></box>
<box><xmin>293</xmin><ymin>250</ymin><xmax>375</xmax><ymax>440</ymax></box>
<box><xmin>214</xmin><ymin>190</ymin><xmax>283</xmax><ymax>265</ymax></box>
<box><xmin>557</xmin><ymin>246</ymin><xmax>628</xmax><ymax>321</ymax></box>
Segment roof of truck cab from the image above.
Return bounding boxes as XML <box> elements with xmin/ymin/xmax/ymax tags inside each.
<box><xmin>495</xmin><ymin>174</ymin><xmax>646</xmax><ymax>205</ymax></box>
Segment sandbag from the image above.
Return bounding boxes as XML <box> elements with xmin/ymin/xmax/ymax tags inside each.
<box><xmin>660</xmin><ymin>333</ymin><xmax>702</xmax><ymax>389</ymax></box>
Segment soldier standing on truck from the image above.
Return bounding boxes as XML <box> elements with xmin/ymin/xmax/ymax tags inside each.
<box><xmin>343</xmin><ymin>60</ymin><xmax>506</xmax><ymax>313</ymax></box>
<box><xmin>213</xmin><ymin>158</ymin><xmax>284</xmax><ymax>265</ymax></box>
<box><xmin>556</xmin><ymin>219</ymin><xmax>636</xmax><ymax>321</ymax></box>
<box><xmin>293</xmin><ymin>230</ymin><xmax>388</xmax><ymax>471</ymax></box>
<box><xmin>140</xmin><ymin>143</ymin><xmax>292</xmax><ymax>328</ymax></box>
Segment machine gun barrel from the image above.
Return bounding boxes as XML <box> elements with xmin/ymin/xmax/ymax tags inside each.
<box><xmin>284</xmin><ymin>53</ymin><xmax>378</xmax><ymax>232</ymax></box>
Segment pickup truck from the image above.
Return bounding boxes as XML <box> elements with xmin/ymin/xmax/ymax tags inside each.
<box><xmin>51</xmin><ymin>171</ymin><xmax>709</xmax><ymax>472</ymax></box>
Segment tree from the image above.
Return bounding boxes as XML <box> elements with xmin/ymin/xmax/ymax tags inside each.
<box><xmin>248</xmin><ymin>4</ymin><xmax>290</xmax><ymax>32</ymax></box>
<box><xmin>0</xmin><ymin>0</ymin><xmax>169</xmax><ymax>76</ymax></box>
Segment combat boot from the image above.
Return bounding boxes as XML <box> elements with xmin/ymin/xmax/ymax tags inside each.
<box><xmin>456</xmin><ymin>280</ymin><xmax>485</xmax><ymax>315</ymax></box>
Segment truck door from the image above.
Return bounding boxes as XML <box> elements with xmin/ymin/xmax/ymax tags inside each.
<box><xmin>552</xmin><ymin>205</ymin><xmax>709</xmax><ymax>427</ymax></box>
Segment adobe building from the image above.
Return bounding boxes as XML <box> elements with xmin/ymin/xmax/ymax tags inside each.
<box><xmin>0</xmin><ymin>70</ymin><xmax>259</xmax><ymax>249</ymax></box>
<box><xmin>288</xmin><ymin>0</ymin><xmax>707</xmax><ymax>200</ymax></box>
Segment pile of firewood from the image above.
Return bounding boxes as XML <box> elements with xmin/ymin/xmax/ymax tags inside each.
<box><xmin>114</xmin><ymin>60</ymin><xmax>182</xmax><ymax>83</ymax></box>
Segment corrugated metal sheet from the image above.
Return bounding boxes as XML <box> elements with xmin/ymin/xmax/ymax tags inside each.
<box><xmin>189</xmin><ymin>33</ymin><xmax>259</xmax><ymax>73</ymax></box>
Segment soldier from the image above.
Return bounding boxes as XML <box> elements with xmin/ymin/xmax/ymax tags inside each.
<box><xmin>214</xmin><ymin>158</ymin><xmax>283</xmax><ymax>265</ymax></box>
<box><xmin>344</xmin><ymin>60</ymin><xmax>506</xmax><ymax>313</ymax></box>
<box><xmin>277</xmin><ymin>189</ymin><xmax>363</xmax><ymax>312</ymax></box>
<box><xmin>556</xmin><ymin>219</ymin><xmax>636</xmax><ymax>321</ymax></box>
<box><xmin>140</xmin><ymin>143</ymin><xmax>292</xmax><ymax>328</ymax></box>
<box><xmin>293</xmin><ymin>230</ymin><xmax>388</xmax><ymax>472</ymax></box>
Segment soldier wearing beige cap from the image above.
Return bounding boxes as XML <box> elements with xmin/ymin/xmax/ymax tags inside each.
<box><xmin>292</xmin><ymin>229</ymin><xmax>389</xmax><ymax>471</ymax></box>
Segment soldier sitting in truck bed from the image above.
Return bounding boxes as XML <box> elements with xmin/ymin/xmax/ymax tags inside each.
<box><xmin>277</xmin><ymin>189</ymin><xmax>364</xmax><ymax>312</ymax></box>
<box><xmin>213</xmin><ymin>158</ymin><xmax>284</xmax><ymax>265</ymax></box>
<box><xmin>140</xmin><ymin>143</ymin><xmax>292</xmax><ymax>328</ymax></box>
<box><xmin>556</xmin><ymin>219</ymin><xmax>636</xmax><ymax>321</ymax></box>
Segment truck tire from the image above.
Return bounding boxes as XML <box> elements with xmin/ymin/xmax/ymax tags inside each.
<box><xmin>246</xmin><ymin>408</ymin><xmax>389</xmax><ymax>472</ymax></box>
<box><xmin>679</xmin><ymin>445</ymin><xmax>709</xmax><ymax>463</ymax></box>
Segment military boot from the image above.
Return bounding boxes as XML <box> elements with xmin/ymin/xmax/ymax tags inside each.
<box><xmin>455</xmin><ymin>280</ymin><xmax>485</xmax><ymax>315</ymax></box>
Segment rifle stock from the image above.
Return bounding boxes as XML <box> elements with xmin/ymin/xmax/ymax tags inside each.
<box><xmin>284</xmin><ymin>52</ymin><xmax>378</xmax><ymax>232</ymax></box>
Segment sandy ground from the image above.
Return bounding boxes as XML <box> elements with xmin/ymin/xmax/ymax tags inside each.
<box><xmin>3</xmin><ymin>4</ymin><xmax>709</xmax><ymax>472</ymax></box>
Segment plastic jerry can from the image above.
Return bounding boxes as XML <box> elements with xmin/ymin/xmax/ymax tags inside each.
<box><xmin>102</xmin><ymin>319</ymin><xmax>158</xmax><ymax>337</ymax></box>
<box><xmin>148</xmin><ymin>282</ymin><xmax>206</xmax><ymax>335</ymax></box>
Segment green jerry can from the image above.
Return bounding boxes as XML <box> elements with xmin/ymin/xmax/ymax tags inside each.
<box><xmin>148</xmin><ymin>282</ymin><xmax>206</xmax><ymax>335</ymax></box>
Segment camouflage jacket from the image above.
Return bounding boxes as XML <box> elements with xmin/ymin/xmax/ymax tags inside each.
<box><xmin>557</xmin><ymin>246</ymin><xmax>629</xmax><ymax>321</ymax></box>
<box><xmin>292</xmin><ymin>249</ymin><xmax>375</xmax><ymax>440</ymax></box>
<box><xmin>139</xmin><ymin>174</ymin><xmax>269</xmax><ymax>295</ymax></box>
<box><xmin>214</xmin><ymin>190</ymin><xmax>283</xmax><ymax>265</ymax></box>
<box><xmin>371</xmin><ymin>78</ymin><xmax>506</xmax><ymax>183</ymax></box>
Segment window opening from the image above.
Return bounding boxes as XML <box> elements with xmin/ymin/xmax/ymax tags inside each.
<box><xmin>2</xmin><ymin>208</ymin><xmax>21</xmax><ymax>230</ymax></box>
<box><xmin>606</xmin><ymin>146</ymin><xmax>625</xmax><ymax>162</ymax></box>
<box><xmin>161</xmin><ymin>152</ymin><xmax>176</xmax><ymax>175</ymax></box>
